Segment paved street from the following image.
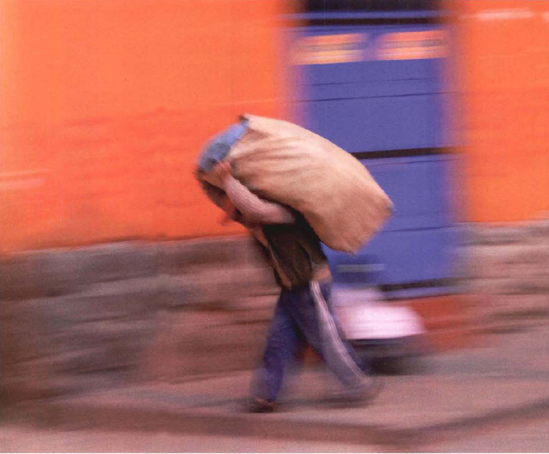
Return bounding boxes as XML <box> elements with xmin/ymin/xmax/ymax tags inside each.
<box><xmin>0</xmin><ymin>425</ymin><xmax>381</xmax><ymax>453</ymax></box>
<box><xmin>424</xmin><ymin>418</ymin><xmax>549</xmax><ymax>453</ymax></box>
<box><xmin>2</xmin><ymin>326</ymin><xmax>549</xmax><ymax>452</ymax></box>
<box><xmin>3</xmin><ymin>419</ymin><xmax>549</xmax><ymax>453</ymax></box>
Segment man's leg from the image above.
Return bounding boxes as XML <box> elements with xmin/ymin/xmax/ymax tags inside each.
<box><xmin>250</xmin><ymin>290</ymin><xmax>302</xmax><ymax>408</ymax></box>
<box><xmin>288</xmin><ymin>283</ymin><xmax>375</xmax><ymax>396</ymax></box>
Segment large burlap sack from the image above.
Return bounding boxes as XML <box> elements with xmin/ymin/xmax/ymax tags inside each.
<box><xmin>204</xmin><ymin>114</ymin><xmax>393</xmax><ymax>253</ymax></box>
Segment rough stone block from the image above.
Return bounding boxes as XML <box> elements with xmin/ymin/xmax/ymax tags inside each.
<box><xmin>477</xmin><ymin>294</ymin><xmax>549</xmax><ymax>318</ymax></box>
<box><xmin>468</xmin><ymin>278</ymin><xmax>515</xmax><ymax>296</ymax></box>
<box><xmin>506</xmin><ymin>276</ymin><xmax>549</xmax><ymax>295</ymax></box>
<box><xmin>467</xmin><ymin>243</ymin><xmax>549</xmax><ymax>280</ymax></box>
<box><xmin>154</xmin><ymin>274</ymin><xmax>198</xmax><ymax>309</ymax></box>
<box><xmin>30</xmin><ymin>243</ymin><xmax>159</xmax><ymax>298</ymax></box>
<box><xmin>0</xmin><ymin>299</ymin><xmax>60</xmax><ymax>406</ymax></box>
<box><xmin>0</xmin><ymin>256</ymin><xmax>37</xmax><ymax>301</ymax></box>
<box><xmin>178</xmin><ymin>265</ymin><xmax>276</xmax><ymax>306</ymax></box>
<box><xmin>157</xmin><ymin>237</ymin><xmax>249</xmax><ymax>273</ymax></box>
<box><xmin>470</xmin><ymin>225</ymin><xmax>529</xmax><ymax>246</ymax></box>
<box><xmin>36</xmin><ymin>279</ymin><xmax>162</xmax><ymax>327</ymax></box>
<box><xmin>528</xmin><ymin>218</ymin><xmax>549</xmax><ymax>239</ymax></box>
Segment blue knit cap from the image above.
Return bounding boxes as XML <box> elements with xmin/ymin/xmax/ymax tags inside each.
<box><xmin>197</xmin><ymin>117</ymin><xmax>249</xmax><ymax>172</ymax></box>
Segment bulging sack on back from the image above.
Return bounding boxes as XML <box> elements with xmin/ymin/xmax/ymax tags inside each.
<box><xmin>201</xmin><ymin>114</ymin><xmax>393</xmax><ymax>253</ymax></box>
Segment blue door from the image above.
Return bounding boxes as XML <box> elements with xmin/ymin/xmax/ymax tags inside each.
<box><xmin>287</xmin><ymin>5</ymin><xmax>461</xmax><ymax>298</ymax></box>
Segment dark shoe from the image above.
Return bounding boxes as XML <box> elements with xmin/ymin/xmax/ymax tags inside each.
<box><xmin>246</xmin><ymin>396</ymin><xmax>275</xmax><ymax>413</ymax></box>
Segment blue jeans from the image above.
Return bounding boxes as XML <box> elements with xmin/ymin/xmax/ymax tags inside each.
<box><xmin>251</xmin><ymin>281</ymin><xmax>371</xmax><ymax>402</ymax></box>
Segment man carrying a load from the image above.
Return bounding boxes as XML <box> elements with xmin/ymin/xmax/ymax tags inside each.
<box><xmin>198</xmin><ymin>117</ymin><xmax>386</xmax><ymax>413</ymax></box>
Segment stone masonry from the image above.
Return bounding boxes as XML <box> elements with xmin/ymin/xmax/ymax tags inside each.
<box><xmin>461</xmin><ymin>214</ymin><xmax>549</xmax><ymax>335</ymax></box>
<box><xmin>2</xmin><ymin>215</ymin><xmax>549</xmax><ymax>407</ymax></box>
<box><xmin>0</xmin><ymin>237</ymin><xmax>278</xmax><ymax>407</ymax></box>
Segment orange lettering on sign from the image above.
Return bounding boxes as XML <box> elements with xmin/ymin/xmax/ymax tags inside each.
<box><xmin>292</xmin><ymin>34</ymin><xmax>365</xmax><ymax>65</ymax></box>
<box><xmin>377</xmin><ymin>30</ymin><xmax>447</xmax><ymax>60</ymax></box>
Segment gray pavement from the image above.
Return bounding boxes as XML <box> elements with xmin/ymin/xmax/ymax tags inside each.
<box><xmin>0</xmin><ymin>424</ymin><xmax>383</xmax><ymax>453</ymax></box>
<box><xmin>4</xmin><ymin>326</ymin><xmax>549</xmax><ymax>452</ymax></box>
<box><xmin>424</xmin><ymin>418</ymin><xmax>549</xmax><ymax>453</ymax></box>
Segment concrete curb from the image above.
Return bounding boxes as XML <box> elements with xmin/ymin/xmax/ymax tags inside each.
<box><xmin>15</xmin><ymin>391</ymin><xmax>549</xmax><ymax>450</ymax></box>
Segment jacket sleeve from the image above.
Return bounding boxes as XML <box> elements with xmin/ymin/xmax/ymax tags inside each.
<box><xmin>225</xmin><ymin>176</ymin><xmax>295</xmax><ymax>224</ymax></box>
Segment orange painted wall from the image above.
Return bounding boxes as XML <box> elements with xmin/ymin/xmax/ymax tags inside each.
<box><xmin>449</xmin><ymin>0</ymin><xmax>549</xmax><ymax>222</ymax></box>
<box><xmin>0</xmin><ymin>0</ymin><xmax>292</xmax><ymax>254</ymax></box>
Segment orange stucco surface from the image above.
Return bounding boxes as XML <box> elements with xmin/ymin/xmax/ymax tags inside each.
<box><xmin>0</xmin><ymin>0</ymin><xmax>291</xmax><ymax>253</ymax></box>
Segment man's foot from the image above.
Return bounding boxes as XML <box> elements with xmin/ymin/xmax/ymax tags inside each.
<box><xmin>246</xmin><ymin>396</ymin><xmax>276</xmax><ymax>413</ymax></box>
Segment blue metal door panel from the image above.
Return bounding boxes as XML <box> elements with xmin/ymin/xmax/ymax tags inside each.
<box><xmin>295</xmin><ymin>24</ymin><xmax>449</xmax><ymax>151</ymax></box>
<box><xmin>306</xmin><ymin>95</ymin><xmax>445</xmax><ymax>152</ymax></box>
<box><xmin>287</xmin><ymin>17</ymin><xmax>460</xmax><ymax>296</ymax></box>
<box><xmin>364</xmin><ymin>156</ymin><xmax>454</xmax><ymax>231</ymax></box>
<box><xmin>298</xmin><ymin>25</ymin><xmax>444</xmax><ymax>85</ymax></box>
<box><xmin>324</xmin><ymin>227</ymin><xmax>460</xmax><ymax>286</ymax></box>
<box><xmin>305</xmin><ymin>79</ymin><xmax>442</xmax><ymax>101</ymax></box>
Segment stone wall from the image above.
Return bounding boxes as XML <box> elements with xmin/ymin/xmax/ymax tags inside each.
<box><xmin>3</xmin><ymin>216</ymin><xmax>549</xmax><ymax>407</ymax></box>
<box><xmin>0</xmin><ymin>238</ymin><xmax>278</xmax><ymax>406</ymax></box>
<box><xmin>461</xmin><ymin>215</ymin><xmax>549</xmax><ymax>335</ymax></box>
